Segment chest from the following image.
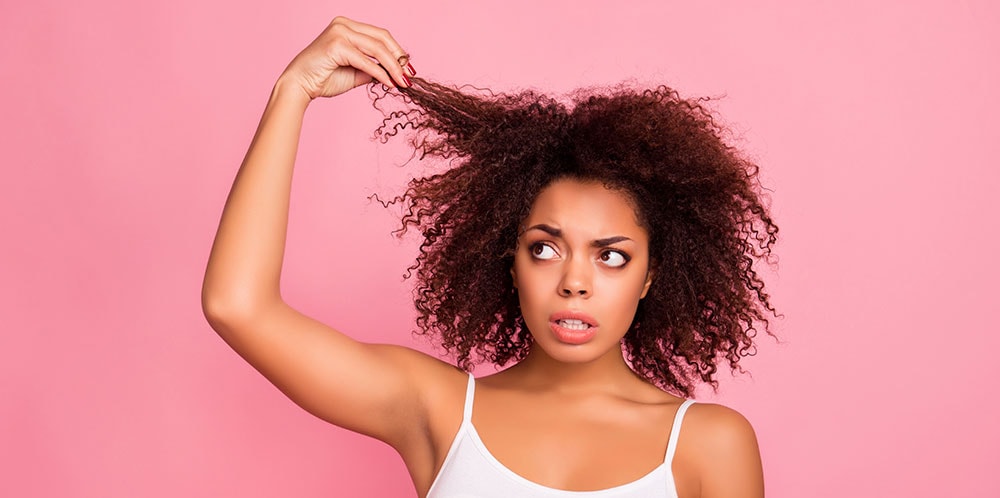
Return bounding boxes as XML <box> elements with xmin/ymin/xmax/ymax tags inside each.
<box><xmin>470</xmin><ymin>392</ymin><xmax>675</xmax><ymax>491</ymax></box>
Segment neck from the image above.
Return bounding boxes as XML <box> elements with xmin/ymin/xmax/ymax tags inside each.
<box><xmin>508</xmin><ymin>344</ymin><xmax>642</xmax><ymax>395</ymax></box>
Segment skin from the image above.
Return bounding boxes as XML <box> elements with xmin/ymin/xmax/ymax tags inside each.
<box><xmin>202</xmin><ymin>16</ymin><xmax>764</xmax><ymax>497</ymax></box>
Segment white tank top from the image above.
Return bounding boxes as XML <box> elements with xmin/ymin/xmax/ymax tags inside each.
<box><xmin>426</xmin><ymin>374</ymin><xmax>696</xmax><ymax>498</ymax></box>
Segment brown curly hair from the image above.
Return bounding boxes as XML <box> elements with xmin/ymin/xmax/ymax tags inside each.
<box><xmin>369</xmin><ymin>77</ymin><xmax>777</xmax><ymax>397</ymax></box>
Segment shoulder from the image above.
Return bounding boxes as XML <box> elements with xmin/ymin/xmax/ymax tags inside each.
<box><xmin>682</xmin><ymin>403</ymin><xmax>758</xmax><ymax>450</ymax></box>
<box><xmin>674</xmin><ymin>403</ymin><xmax>764</xmax><ymax>497</ymax></box>
<box><xmin>355</xmin><ymin>343</ymin><xmax>470</xmax><ymax>443</ymax></box>
<box><xmin>368</xmin><ymin>343</ymin><xmax>469</xmax><ymax>404</ymax></box>
<box><xmin>360</xmin><ymin>345</ymin><xmax>471</xmax><ymax>494</ymax></box>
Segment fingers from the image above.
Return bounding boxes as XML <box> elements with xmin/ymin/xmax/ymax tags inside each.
<box><xmin>331</xmin><ymin>17</ymin><xmax>415</xmax><ymax>87</ymax></box>
<box><xmin>338</xmin><ymin>42</ymin><xmax>397</xmax><ymax>89</ymax></box>
<box><xmin>283</xmin><ymin>17</ymin><xmax>417</xmax><ymax>99</ymax></box>
<box><xmin>396</xmin><ymin>53</ymin><xmax>416</xmax><ymax>78</ymax></box>
<box><xmin>342</xmin><ymin>31</ymin><xmax>409</xmax><ymax>87</ymax></box>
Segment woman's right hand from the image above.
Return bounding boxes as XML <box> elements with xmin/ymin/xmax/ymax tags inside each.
<box><xmin>276</xmin><ymin>16</ymin><xmax>415</xmax><ymax>103</ymax></box>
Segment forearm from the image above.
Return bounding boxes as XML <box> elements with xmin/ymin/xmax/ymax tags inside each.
<box><xmin>202</xmin><ymin>80</ymin><xmax>312</xmax><ymax>319</ymax></box>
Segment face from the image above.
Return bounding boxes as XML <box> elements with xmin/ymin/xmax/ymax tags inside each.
<box><xmin>511</xmin><ymin>177</ymin><xmax>653</xmax><ymax>364</ymax></box>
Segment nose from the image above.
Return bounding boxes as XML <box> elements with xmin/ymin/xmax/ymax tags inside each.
<box><xmin>559</xmin><ymin>256</ymin><xmax>592</xmax><ymax>297</ymax></box>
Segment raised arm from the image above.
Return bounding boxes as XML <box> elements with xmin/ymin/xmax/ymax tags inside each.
<box><xmin>201</xmin><ymin>17</ymin><xmax>454</xmax><ymax>449</ymax></box>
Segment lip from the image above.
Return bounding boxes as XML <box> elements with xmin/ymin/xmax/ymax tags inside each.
<box><xmin>549</xmin><ymin>310</ymin><xmax>599</xmax><ymax>345</ymax></box>
<box><xmin>549</xmin><ymin>310</ymin><xmax>599</xmax><ymax>327</ymax></box>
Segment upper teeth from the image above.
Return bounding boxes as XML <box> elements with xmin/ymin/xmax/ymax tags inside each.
<box><xmin>559</xmin><ymin>319</ymin><xmax>588</xmax><ymax>330</ymax></box>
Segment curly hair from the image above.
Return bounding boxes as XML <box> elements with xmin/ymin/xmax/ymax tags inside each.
<box><xmin>369</xmin><ymin>77</ymin><xmax>777</xmax><ymax>397</ymax></box>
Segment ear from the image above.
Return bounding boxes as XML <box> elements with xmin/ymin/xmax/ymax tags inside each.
<box><xmin>510</xmin><ymin>266</ymin><xmax>519</xmax><ymax>289</ymax></box>
<box><xmin>639</xmin><ymin>269</ymin><xmax>653</xmax><ymax>299</ymax></box>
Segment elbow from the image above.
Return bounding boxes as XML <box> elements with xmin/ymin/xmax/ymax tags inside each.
<box><xmin>201</xmin><ymin>292</ymin><xmax>234</xmax><ymax>331</ymax></box>
<box><xmin>201</xmin><ymin>284</ymin><xmax>274</xmax><ymax>335</ymax></box>
<box><xmin>201</xmin><ymin>290</ymin><xmax>240</xmax><ymax>336</ymax></box>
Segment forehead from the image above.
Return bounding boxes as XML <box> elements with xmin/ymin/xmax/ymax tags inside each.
<box><xmin>523</xmin><ymin>178</ymin><xmax>646</xmax><ymax>237</ymax></box>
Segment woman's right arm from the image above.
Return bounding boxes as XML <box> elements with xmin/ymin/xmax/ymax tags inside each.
<box><xmin>201</xmin><ymin>17</ymin><xmax>452</xmax><ymax>449</ymax></box>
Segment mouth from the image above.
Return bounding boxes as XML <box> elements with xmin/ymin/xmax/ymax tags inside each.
<box><xmin>548</xmin><ymin>311</ymin><xmax>599</xmax><ymax>345</ymax></box>
<box><xmin>555</xmin><ymin>318</ymin><xmax>591</xmax><ymax>330</ymax></box>
<box><xmin>549</xmin><ymin>310</ymin><xmax>598</xmax><ymax>328</ymax></box>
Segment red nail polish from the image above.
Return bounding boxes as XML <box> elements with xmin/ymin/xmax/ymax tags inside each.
<box><xmin>406</xmin><ymin>63</ymin><xmax>416</xmax><ymax>77</ymax></box>
<box><xmin>403</xmin><ymin>73</ymin><xmax>412</xmax><ymax>87</ymax></box>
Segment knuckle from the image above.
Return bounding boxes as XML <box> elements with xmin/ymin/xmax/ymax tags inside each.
<box><xmin>329</xmin><ymin>22</ymin><xmax>349</xmax><ymax>36</ymax></box>
<box><xmin>326</xmin><ymin>37</ymin><xmax>349</xmax><ymax>56</ymax></box>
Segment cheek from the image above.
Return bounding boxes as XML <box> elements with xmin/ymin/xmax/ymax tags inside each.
<box><xmin>515</xmin><ymin>267</ymin><xmax>549</xmax><ymax>305</ymax></box>
<box><xmin>596</xmin><ymin>272</ymin><xmax>648</xmax><ymax>314</ymax></box>
<box><xmin>512</xmin><ymin>259</ymin><xmax>555</xmax><ymax>316</ymax></box>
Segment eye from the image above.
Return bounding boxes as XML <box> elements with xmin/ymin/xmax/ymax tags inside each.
<box><xmin>530</xmin><ymin>242</ymin><xmax>558</xmax><ymax>260</ymax></box>
<box><xmin>599</xmin><ymin>250</ymin><xmax>629</xmax><ymax>268</ymax></box>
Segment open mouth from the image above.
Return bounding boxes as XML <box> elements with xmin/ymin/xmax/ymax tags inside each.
<box><xmin>550</xmin><ymin>311</ymin><xmax>598</xmax><ymax>328</ymax></box>
<box><xmin>555</xmin><ymin>318</ymin><xmax>592</xmax><ymax>330</ymax></box>
<box><xmin>549</xmin><ymin>312</ymin><xmax>599</xmax><ymax>344</ymax></box>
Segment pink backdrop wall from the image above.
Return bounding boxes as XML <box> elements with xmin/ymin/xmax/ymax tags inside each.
<box><xmin>2</xmin><ymin>1</ymin><xmax>997</xmax><ymax>496</ymax></box>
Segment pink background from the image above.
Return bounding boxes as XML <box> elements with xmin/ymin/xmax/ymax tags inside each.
<box><xmin>2</xmin><ymin>1</ymin><xmax>998</xmax><ymax>496</ymax></box>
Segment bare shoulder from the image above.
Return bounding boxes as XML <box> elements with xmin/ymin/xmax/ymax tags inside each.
<box><xmin>367</xmin><ymin>344</ymin><xmax>470</xmax><ymax>494</ymax></box>
<box><xmin>675</xmin><ymin>403</ymin><xmax>764</xmax><ymax>498</ymax></box>
<box><xmin>682</xmin><ymin>403</ymin><xmax>759</xmax><ymax>450</ymax></box>
<box><xmin>366</xmin><ymin>343</ymin><xmax>470</xmax><ymax>407</ymax></box>
<box><xmin>367</xmin><ymin>343</ymin><xmax>461</xmax><ymax>376</ymax></box>
<box><xmin>367</xmin><ymin>344</ymin><xmax>470</xmax><ymax>442</ymax></box>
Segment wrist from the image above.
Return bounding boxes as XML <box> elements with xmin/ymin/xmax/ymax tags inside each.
<box><xmin>270</xmin><ymin>76</ymin><xmax>313</xmax><ymax>111</ymax></box>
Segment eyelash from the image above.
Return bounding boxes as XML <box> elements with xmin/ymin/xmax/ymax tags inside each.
<box><xmin>528</xmin><ymin>242</ymin><xmax>631</xmax><ymax>268</ymax></box>
<box><xmin>529</xmin><ymin>242</ymin><xmax>557</xmax><ymax>260</ymax></box>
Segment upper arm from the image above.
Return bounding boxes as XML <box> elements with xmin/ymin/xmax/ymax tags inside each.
<box><xmin>204</xmin><ymin>299</ymin><xmax>460</xmax><ymax>448</ymax></box>
<box><xmin>678</xmin><ymin>403</ymin><xmax>764</xmax><ymax>498</ymax></box>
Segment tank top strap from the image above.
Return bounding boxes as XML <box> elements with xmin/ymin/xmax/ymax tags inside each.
<box><xmin>461</xmin><ymin>373</ymin><xmax>476</xmax><ymax>422</ymax></box>
<box><xmin>663</xmin><ymin>399</ymin><xmax>696</xmax><ymax>464</ymax></box>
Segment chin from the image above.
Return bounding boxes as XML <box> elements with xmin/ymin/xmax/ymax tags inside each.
<box><xmin>530</xmin><ymin>335</ymin><xmax>624</xmax><ymax>365</ymax></box>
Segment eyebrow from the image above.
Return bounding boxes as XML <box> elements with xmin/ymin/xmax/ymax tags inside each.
<box><xmin>523</xmin><ymin>224</ymin><xmax>633</xmax><ymax>247</ymax></box>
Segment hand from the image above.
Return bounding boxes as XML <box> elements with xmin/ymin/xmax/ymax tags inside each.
<box><xmin>276</xmin><ymin>17</ymin><xmax>415</xmax><ymax>102</ymax></box>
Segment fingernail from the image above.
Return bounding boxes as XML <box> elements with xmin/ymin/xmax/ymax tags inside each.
<box><xmin>406</xmin><ymin>63</ymin><xmax>417</xmax><ymax>77</ymax></box>
<box><xmin>403</xmin><ymin>73</ymin><xmax>412</xmax><ymax>87</ymax></box>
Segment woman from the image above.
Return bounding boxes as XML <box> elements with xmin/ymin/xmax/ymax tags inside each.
<box><xmin>203</xmin><ymin>16</ymin><xmax>776</xmax><ymax>497</ymax></box>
